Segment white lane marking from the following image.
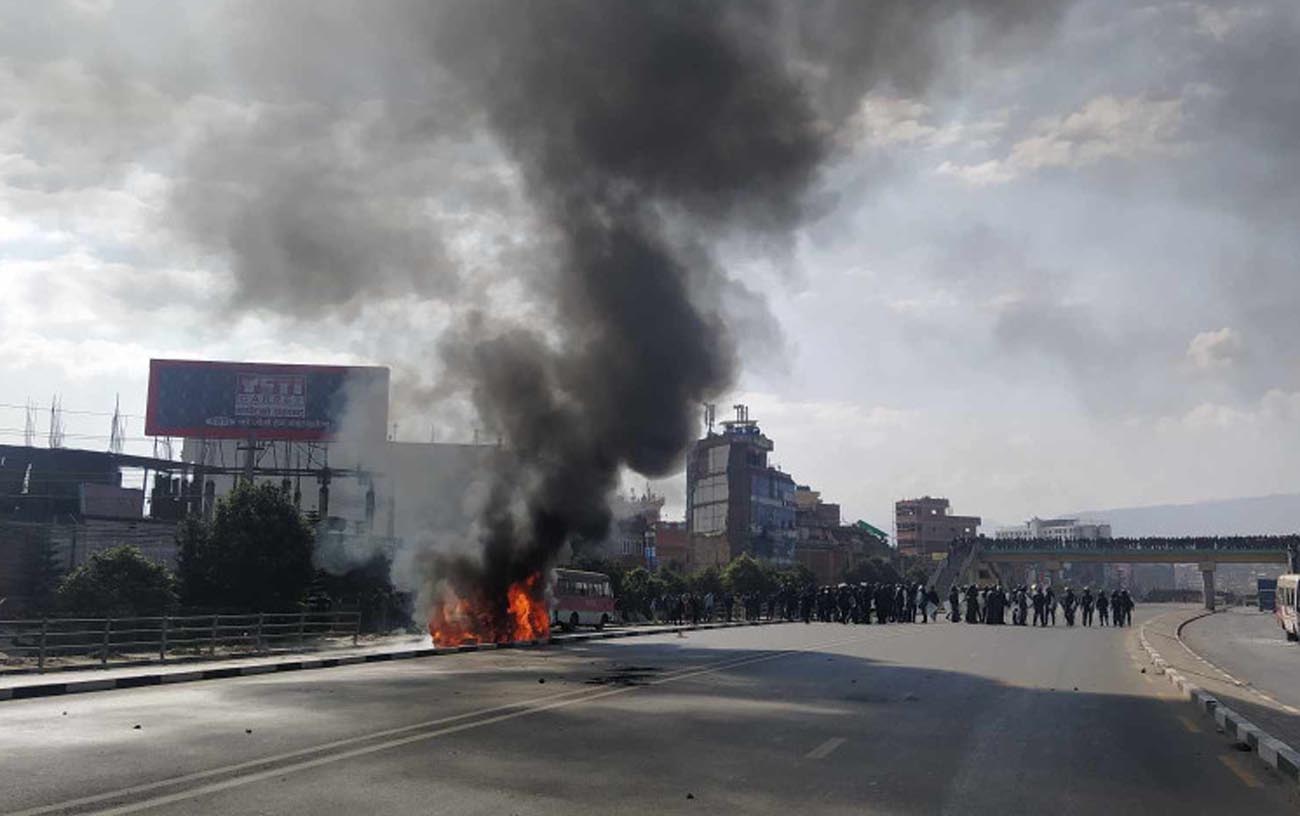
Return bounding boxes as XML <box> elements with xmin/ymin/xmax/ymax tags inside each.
<box><xmin>805</xmin><ymin>737</ymin><xmax>846</xmax><ymax>760</ymax></box>
<box><xmin>6</xmin><ymin>650</ymin><xmax>773</xmax><ymax>816</ymax></box>
<box><xmin>12</xmin><ymin>634</ymin><xmax>863</xmax><ymax>816</ymax></box>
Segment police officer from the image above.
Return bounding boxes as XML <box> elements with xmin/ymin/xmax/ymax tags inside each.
<box><xmin>1031</xmin><ymin>584</ymin><xmax>1046</xmax><ymax>627</ymax></box>
<box><xmin>1096</xmin><ymin>588</ymin><xmax>1110</xmax><ymax>626</ymax></box>
<box><xmin>1080</xmin><ymin>587</ymin><xmax>1094</xmax><ymax>627</ymax></box>
<box><xmin>1062</xmin><ymin>586</ymin><xmax>1077</xmax><ymax>627</ymax></box>
<box><xmin>1045</xmin><ymin>586</ymin><xmax>1057</xmax><ymax>626</ymax></box>
<box><xmin>964</xmin><ymin>584</ymin><xmax>980</xmax><ymax>623</ymax></box>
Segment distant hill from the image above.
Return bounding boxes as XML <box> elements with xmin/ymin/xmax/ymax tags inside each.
<box><xmin>1071</xmin><ymin>493</ymin><xmax>1300</xmax><ymax>537</ymax></box>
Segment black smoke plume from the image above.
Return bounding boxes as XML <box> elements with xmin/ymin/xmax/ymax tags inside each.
<box><xmin>424</xmin><ymin>2</ymin><xmax>826</xmax><ymax>633</ymax></box>
<box><xmin>139</xmin><ymin>0</ymin><xmax>1067</xmax><ymax>636</ymax></box>
<box><xmin>419</xmin><ymin>0</ymin><xmax>1066</xmax><ymax>636</ymax></box>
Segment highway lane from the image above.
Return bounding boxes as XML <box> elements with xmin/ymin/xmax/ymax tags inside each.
<box><xmin>2</xmin><ymin>607</ymin><xmax>1296</xmax><ymax>815</ymax></box>
<box><xmin>1181</xmin><ymin>606</ymin><xmax>1300</xmax><ymax>713</ymax></box>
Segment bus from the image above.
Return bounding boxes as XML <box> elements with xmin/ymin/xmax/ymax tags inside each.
<box><xmin>1276</xmin><ymin>574</ymin><xmax>1299</xmax><ymax>642</ymax></box>
<box><xmin>551</xmin><ymin>568</ymin><xmax>617</xmax><ymax>631</ymax></box>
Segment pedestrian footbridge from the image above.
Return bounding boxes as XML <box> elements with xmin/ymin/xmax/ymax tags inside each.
<box><xmin>929</xmin><ymin>536</ymin><xmax>1298</xmax><ymax>610</ymax></box>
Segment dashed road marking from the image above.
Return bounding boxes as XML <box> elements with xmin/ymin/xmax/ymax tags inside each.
<box><xmin>806</xmin><ymin>737</ymin><xmax>846</xmax><ymax>760</ymax></box>
<box><xmin>8</xmin><ymin>633</ymin><xmax>867</xmax><ymax>816</ymax></box>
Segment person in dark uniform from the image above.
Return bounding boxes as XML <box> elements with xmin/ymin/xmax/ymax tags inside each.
<box><xmin>985</xmin><ymin>586</ymin><xmax>1004</xmax><ymax>625</ymax></box>
<box><xmin>875</xmin><ymin>583</ymin><xmax>891</xmax><ymax>624</ymax></box>
<box><xmin>1096</xmin><ymin>589</ymin><xmax>1110</xmax><ymax>626</ymax></box>
<box><xmin>949</xmin><ymin>585</ymin><xmax>961</xmax><ymax>622</ymax></box>
<box><xmin>1110</xmin><ymin>589</ymin><xmax>1123</xmax><ymax>627</ymax></box>
<box><xmin>1080</xmin><ymin>587</ymin><xmax>1094</xmax><ymax>627</ymax></box>
<box><xmin>961</xmin><ymin>582</ymin><xmax>977</xmax><ymax>621</ymax></box>
<box><xmin>1045</xmin><ymin>586</ymin><xmax>1057</xmax><ymax>626</ymax></box>
<box><xmin>1016</xmin><ymin>586</ymin><xmax>1029</xmax><ymax>626</ymax></box>
<box><xmin>1062</xmin><ymin>586</ymin><xmax>1077</xmax><ymax>627</ymax></box>
<box><xmin>1119</xmin><ymin>589</ymin><xmax>1134</xmax><ymax>627</ymax></box>
<box><xmin>1031</xmin><ymin>585</ymin><xmax>1046</xmax><ymax>627</ymax></box>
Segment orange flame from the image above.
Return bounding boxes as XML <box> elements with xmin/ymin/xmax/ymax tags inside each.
<box><xmin>429</xmin><ymin>573</ymin><xmax>551</xmax><ymax>647</ymax></box>
<box><xmin>507</xmin><ymin>574</ymin><xmax>551</xmax><ymax>641</ymax></box>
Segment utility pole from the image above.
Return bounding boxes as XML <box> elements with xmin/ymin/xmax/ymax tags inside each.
<box><xmin>237</xmin><ymin>435</ymin><xmax>262</xmax><ymax>486</ymax></box>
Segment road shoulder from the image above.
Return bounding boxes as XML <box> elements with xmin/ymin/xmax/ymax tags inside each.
<box><xmin>1139</xmin><ymin>606</ymin><xmax>1300</xmax><ymax>784</ymax></box>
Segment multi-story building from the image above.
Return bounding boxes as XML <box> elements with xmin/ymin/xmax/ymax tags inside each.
<box><xmin>994</xmin><ymin>517</ymin><xmax>1112</xmax><ymax>542</ymax></box>
<box><xmin>794</xmin><ymin>485</ymin><xmax>892</xmax><ymax>584</ymax></box>
<box><xmin>685</xmin><ymin>405</ymin><xmax>797</xmax><ymax>565</ymax></box>
<box><xmin>650</xmin><ymin>520</ymin><xmax>688</xmax><ymax>571</ymax></box>
<box><xmin>895</xmin><ymin>496</ymin><xmax>981</xmax><ymax>559</ymax></box>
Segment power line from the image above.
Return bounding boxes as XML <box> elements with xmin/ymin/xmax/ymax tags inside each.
<box><xmin>0</xmin><ymin>397</ymin><xmax>144</xmax><ymax>418</ymax></box>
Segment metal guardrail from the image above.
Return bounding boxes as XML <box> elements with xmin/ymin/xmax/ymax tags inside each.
<box><xmin>0</xmin><ymin>611</ymin><xmax>360</xmax><ymax>672</ymax></box>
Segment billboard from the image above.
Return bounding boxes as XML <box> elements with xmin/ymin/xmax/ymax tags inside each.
<box><xmin>145</xmin><ymin>359</ymin><xmax>389</xmax><ymax>441</ymax></box>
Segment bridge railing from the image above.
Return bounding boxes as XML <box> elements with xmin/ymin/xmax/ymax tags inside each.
<box><xmin>971</xmin><ymin>534</ymin><xmax>1298</xmax><ymax>555</ymax></box>
<box><xmin>0</xmin><ymin>611</ymin><xmax>361</xmax><ymax>673</ymax></box>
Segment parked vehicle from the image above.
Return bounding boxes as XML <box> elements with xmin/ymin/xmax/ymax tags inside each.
<box><xmin>551</xmin><ymin>568</ymin><xmax>615</xmax><ymax>631</ymax></box>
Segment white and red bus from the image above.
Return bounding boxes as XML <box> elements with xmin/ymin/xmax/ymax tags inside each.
<box><xmin>1276</xmin><ymin>574</ymin><xmax>1299</xmax><ymax>642</ymax></box>
<box><xmin>551</xmin><ymin>568</ymin><xmax>616</xmax><ymax>631</ymax></box>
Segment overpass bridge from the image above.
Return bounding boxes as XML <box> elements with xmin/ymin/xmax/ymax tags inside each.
<box><xmin>929</xmin><ymin>536</ymin><xmax>1299</xmax><ymax>610</ymax></box>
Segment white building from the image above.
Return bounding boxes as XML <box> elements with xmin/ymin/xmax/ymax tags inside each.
<box><xmin>995</xmin><ymin>517</ymin><xmax>1112</xmax><ymax>542</ymax></box>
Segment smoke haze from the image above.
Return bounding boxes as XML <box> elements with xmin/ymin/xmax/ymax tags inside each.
<box><xmin>165</xmin><ymin>1</ymin><xmax>1071</xmax><ymax>625</ymax></box>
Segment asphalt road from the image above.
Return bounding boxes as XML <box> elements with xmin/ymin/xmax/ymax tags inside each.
<box><xmin>3</xmin><ymin>606</ymin><xmax>1296</xmax><ymax>815</ymax></box>
<box><xmin>1182</xmin><ymin>606</ymin><xmax>1300</xmax><ymax>713</ymax></box>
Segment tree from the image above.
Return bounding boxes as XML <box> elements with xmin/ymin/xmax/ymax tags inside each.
<box><xmin>309</xmin><ymin>554</ymin><xmax>406</xmax><ymax>632</ymax></box>
<box><xmin>843</xmin><ymin>557</ymin><xmax>901</xmax><ymax>586</ymax></box>
<box><xmin>654</xmin><ymin>565</ymin><xmax>687</xmax><ymax>596</ymax></box>
<box><xmin>722</xmin><ymin>554</ymin><xmax>770</xmax><ymax>597</ymax></box>
<box><xmin>904</xmin><ymin>563</ymin><xmax>933</xmax><ymax>587</ymax></box>
<box><xmin>688</xmin><ymin>565</ymin><xmax>723</xmax><ymax>597</ymax></box>
<box><xmin>178</xmin><ymin>482</ymin><xmax>315</xmax><ymax>612</ymax></box>
<box><xmin>57</xmin><ymin>545</ymin><xmax>176</xmax><ymax>617</ymax></box>
<box><xmin>18</xmin><ymin>526</ymin><xmax>64</xmax><ymax>615</ymax></box>
<box><xmin>618</xmin><ymin>566</ymin><xmax>654</xmax><ymax>619</ymax></box>
<box><xmin>175</xmin><ymin>514</ymin><xmax>213</xmax><ymax>607</ymax></box>
<box><xmin>777</xmin><ymin>563</ymin><xmax>817</xmax><ymax>590</ymax></box>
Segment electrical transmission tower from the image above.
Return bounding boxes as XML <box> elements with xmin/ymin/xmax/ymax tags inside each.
<box><xmin>23</xmin><ymin>399</ymin><xmax>36</xmax><ymax>447</ymax></box>
<box><xmin>47</xmin><ymin>395</ymin><xmax>65</xmax><ymax>449</ymax></box>
<box><xmin>109</xmin><ymin>394</ymin><xmax>126</xmax><ymax>454</ymax></box>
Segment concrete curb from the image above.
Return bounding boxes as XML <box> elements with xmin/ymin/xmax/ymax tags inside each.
<box><xmin>1138</xmin><ymin>614</ymin><xmax>1300</xmax><ymax>784</ymax></box>
<box><xmin>0</xmin><ymin>619</ymin><xmax>785</xmax><ymax>703</ymax></box>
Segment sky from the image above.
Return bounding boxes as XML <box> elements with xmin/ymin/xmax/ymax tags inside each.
<box><xmin>2</xmin><ymin>0</ymin><xmax>1299</xmax><ymax>533</ymax></box>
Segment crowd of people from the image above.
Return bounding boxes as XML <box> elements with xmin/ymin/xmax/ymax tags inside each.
<box><xmin>979</xmin><ymin>535</ymin><xmax>1296</xmax><ymax>554</ymax></box>
<box><xmin>947</xmin><ymin>584</ymin><xmax>1135</xmax><ymax>627</ymax></box>
<box><xmin>646</xmin><ymin>582</ymin><xmax>1136</xmax><ymax>628</ymax></box>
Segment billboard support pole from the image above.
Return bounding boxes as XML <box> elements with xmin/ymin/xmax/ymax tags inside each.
<box><xmin>242</xmin><ymin>435</ymin><xmax>256</xmax><ymax>486</ymax></box>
